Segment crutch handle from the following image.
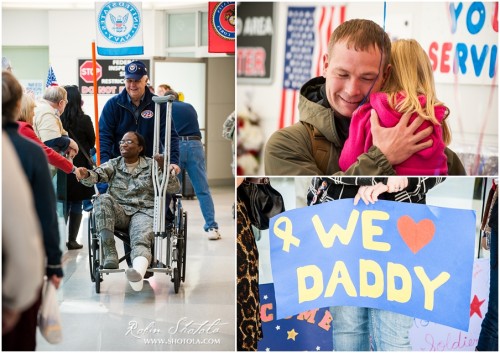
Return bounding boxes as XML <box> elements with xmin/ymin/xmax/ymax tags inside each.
<box><xmin>152</xmin><ymin>95</ymin><xmax>176</xmax><ymax>104</ymax></box>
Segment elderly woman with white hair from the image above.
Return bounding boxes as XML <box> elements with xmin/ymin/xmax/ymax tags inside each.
<box><xmin>33</xmin><ymin>85</ymin><xmax>78</xmax><ymax>157</ymax></box>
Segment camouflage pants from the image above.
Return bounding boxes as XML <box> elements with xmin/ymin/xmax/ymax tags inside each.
<box><xmin>94</xmin><ymin>194</ymin><xmax>153</xmax><ymax>263</ymax></box>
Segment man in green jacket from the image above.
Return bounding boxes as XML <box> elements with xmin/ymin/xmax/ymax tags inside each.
<box><xmin>264</xmin><ymin>19</ymin><xmax>465</xmax><ymax>176</ymax></box>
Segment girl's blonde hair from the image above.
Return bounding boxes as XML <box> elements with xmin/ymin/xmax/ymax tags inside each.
<box><xmin>382</xmin><ymin>39</ymin><xmax>451</xmax><ymax>145</ymax></box>
<box><xmin>19</xmin><ymin>94</ymin><xmax>36</xmax><ymax>124</ymax></box>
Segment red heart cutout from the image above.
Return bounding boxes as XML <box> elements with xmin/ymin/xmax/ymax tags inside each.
<box><xmin>397</xmin><ymin>215</ymin><xmax>435</xmax><ymax>254</ymax></box>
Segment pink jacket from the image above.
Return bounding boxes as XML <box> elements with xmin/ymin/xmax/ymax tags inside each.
<box><xmin>339</xmin><ymin>92</ymin><xmax>448</xmax><ymax>175</ymax></box>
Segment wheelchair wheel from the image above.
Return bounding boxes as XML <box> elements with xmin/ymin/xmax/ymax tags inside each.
<box><xmin>94</xmin><ymin>248</ymin><xmax>103</xmax><ymax>294</ymax></box>
<box><xmin>88</xmin><ymin>211</ymin><xmax>95</xmax><ymax>282</ymax></box>
<box><xmin>180</xmin><ymin>211</ymin><xmax>187</xmax><ymax>282</ymax></box>
<box><xmin>173</xmin><ymin>267</ymin><xmax>180</xmax><ymax>293</ymax></box>
<box><xmin>95</xmin><ymin>262</ymin><xmax>101</xmax><ymax>294</ymax></box>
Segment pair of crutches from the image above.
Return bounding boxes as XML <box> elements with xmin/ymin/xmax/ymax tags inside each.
<box><xmin>151</xmin><ymin>95</ymin><xmax>176</xmax><ymax>273</ymax></box>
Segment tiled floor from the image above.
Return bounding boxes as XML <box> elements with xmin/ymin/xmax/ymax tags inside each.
<box><xmin>37</xmin><ymin>186</ymin><xmax>235</xmax><ymax>351</ymax></box>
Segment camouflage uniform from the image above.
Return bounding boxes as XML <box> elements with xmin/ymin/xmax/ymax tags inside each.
<box><xmin>81</xmin><ymin>156</ymin><xmax>159</xmax><ymax>262</ymax></box>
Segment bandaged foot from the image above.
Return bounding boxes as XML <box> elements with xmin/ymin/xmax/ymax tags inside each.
<box><xmin>126</xmin><ymin>256</ymin><xmax>149</xmax><ymax>291</ymax></box>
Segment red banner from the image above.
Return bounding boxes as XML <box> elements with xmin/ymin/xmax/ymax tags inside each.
<box><xmin>208</xmin><ymin>2</ymin><xmax>235</xmax><ymax>54</ymax></box>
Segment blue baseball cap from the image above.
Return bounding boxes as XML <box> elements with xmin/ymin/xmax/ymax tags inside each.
<box><xmin>124</xmin><ymin>60</ymin><xmax>148</xmax><ymax>80</ymax></box>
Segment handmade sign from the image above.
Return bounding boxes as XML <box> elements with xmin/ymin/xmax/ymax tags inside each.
<box><xmin>257</xmin><ymin>283</ymin><xmax>333</xmax><ymax>351</ymax></box>
<box><xmin>258</xmin><ymin>258</ymin><xmax>488</xmax><ymax>350</ymax></box>
<box><xmin>270</xmin><ymin>199</ymin><xmax>476</xmax><ymax>331</ymax></box>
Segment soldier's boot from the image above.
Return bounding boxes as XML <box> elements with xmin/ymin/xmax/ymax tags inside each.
<box><xmin>100</xmin><ymin>229</ymin><xmax>119</xmax><ymax>269</ymax></box>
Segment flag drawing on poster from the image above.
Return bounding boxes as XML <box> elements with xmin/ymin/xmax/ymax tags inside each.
<box><xmin>95</xmin><ymin>2</ymin><xmax>144</xmax><ymax>56</ymax></box>
<box><xmin>279</xmin><ymin>6</ymin><xmax>345</xmax><ymax>129</ymax></box>
<box><xmin>46</xmin><ymin>66</ymin><xmax>58</xmax><ymax>87</ymax></box>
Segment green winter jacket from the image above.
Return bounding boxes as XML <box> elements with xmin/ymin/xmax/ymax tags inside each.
<box><xmin>264</xmin><ymin>77</ymin><xmax>466</xmax><ymax>176</ymax></box>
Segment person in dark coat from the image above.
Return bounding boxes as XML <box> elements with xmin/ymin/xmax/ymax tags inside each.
<box><xmin>2</xmin><ymin>69</ymin><xmax>63</xmax><ymax>351</ymax></box>
<box><xmin>60</xmin><ymin>85</ymin><xmax>96</xmax><ymax>249</ymax></box>
<box><xmin>477</xmin><ymin>180</ymin><xmax>498</xmax><ymax>351</ymax></box>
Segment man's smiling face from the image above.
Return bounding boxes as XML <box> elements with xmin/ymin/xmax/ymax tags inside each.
<box><xmin>323</xmin><ymin>40</ymin><xmax>388</xmax><ymax>118</ymax></box>
<box><xmin>125</xmin><ymin>76</ymin><xmax>147</xmax><ymax>103</ymax></box>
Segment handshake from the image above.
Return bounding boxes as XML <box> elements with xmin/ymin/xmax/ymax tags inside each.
<box><xmin>74</xmin><ymin>167</ymin><xmax>90</xmax><ymax>181</ymax></box>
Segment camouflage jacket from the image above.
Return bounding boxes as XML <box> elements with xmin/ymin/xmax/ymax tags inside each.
<box><xmin>81</xmin><ymin>156</ymin><xmax>158</xmax><ymax>217</ymax></box>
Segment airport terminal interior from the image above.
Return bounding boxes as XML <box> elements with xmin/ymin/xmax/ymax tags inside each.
<box><xmin>37</xmin><ymin>187</ymin><xmax>235</xmax><ymax>351</ymax></box>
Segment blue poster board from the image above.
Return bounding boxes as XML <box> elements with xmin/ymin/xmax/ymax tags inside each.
<box><xmin>258</xmin><ymin>283</ymin><xmax>333</xmax><ymax>351</ymax></box>
<box><xmin>270</xmin><ymin>199</ymin><xmax>476</xmax><ymax>331</ymax></box>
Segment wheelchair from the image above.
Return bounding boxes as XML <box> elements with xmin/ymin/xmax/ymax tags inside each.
<box><xmin>89</xmin><ymin>95</ymin><xmax>186</xmax><ymax>294</ymax></box>
<box><xmin>87</xmin><ymin>192</ymin><xmax>187</xmax><ymax>294</ymax></box>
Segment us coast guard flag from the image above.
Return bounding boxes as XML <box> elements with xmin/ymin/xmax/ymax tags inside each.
<box><xmin>95</xmin><ymin>2</ymin><xmax>144</xmax><ymax>56</ymax></box>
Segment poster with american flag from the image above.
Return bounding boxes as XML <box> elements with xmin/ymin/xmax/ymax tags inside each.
<box><xmin>279</xmin><ymin>5</ymin><xmax>346</xmax><ymax>129</ymax></box>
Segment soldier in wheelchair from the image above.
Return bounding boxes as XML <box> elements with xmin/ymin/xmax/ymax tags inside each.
<box><xmin>75</xmin><ymin>131</ymin><xmax>179</xmax><ymax>291</ymax></box>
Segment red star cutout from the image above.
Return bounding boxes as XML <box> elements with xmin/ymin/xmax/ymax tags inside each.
<box><xmin>470</xmin><ymin>294</ymin><xmax>486</xmax><ymax>318</ymax></box>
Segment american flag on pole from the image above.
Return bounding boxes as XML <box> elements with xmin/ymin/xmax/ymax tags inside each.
<box><xmin>46</xmin><ymin>65</ymin><xmax>58</xmax><ymax>87</ymax></box>
<box><xmin>278</xmin><ymin>6</ymin><xmax>346</xmax><ymax>129</ymax></box>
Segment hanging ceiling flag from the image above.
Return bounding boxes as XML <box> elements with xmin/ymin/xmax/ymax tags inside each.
<box><xmin>208</xmin><ymin>2</ymin><xmax>235</xmax><ymax>54</ymax></box>
<box><xmin>95</xmin><ymin>2</ymin><xmax>144</xmax><ymax>56</ymax></box>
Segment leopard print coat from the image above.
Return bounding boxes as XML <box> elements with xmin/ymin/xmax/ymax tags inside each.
<box><xmin>237</xmin><ymin>195</ymin><xmax>262</xmax><ymax>351</ymax></box>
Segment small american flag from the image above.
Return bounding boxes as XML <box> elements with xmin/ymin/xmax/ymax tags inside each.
<box><xmin>279</xmin><ymin>6</ymin><xmax>345</xmax><ymax>129</ymax></box>
<box><xmin>46</xmin><ymin>65</ymin><xmax>58</xmax><ymax>87</ymax></box>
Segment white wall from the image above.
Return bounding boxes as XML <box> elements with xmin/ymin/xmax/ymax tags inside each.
<box><xmin>2</xmin><ymin>5</ymin><xmax>234</xmax><ymax>184</ymax></box>
<box><xmin>237</xmin><ymin>1</ymin><xmax>498</xmax><ymax>175</ymax></box>
<box><xmin>207</xmin><ymin>57</ymin><xmax>236</xmax><ymax>184</ymax></box>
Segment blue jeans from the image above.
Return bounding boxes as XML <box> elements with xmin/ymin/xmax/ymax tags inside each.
<box><xmin>178</xmin><ymin>140</ymin><xmax>218</xmax><ymax>231</ymax></box>
<box><xmin>45</xmin><ymin>136</ymin><xmax>70</xmax><ymax>153</ymax></box>
<box><xmin>331</xmin><ymin>306</ymin><xmax>413</xmax><ymax>351</ymax></box>
<box><xmin>477</xmin><ymin>226</ymin><xmax>498</xmax><ymax>351</ymax></box>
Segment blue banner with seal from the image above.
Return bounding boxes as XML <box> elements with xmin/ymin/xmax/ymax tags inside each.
<box><xmin>96</xmin><ymin>2</ymin><xmax>144</xmax><ymax>56</ymax></box>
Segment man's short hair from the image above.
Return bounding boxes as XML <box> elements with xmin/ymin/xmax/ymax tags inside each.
<box><xmin>43</xmin><ymin>86</ymin><xmax>67</xmax><ymax>104</ymax></box>
<box><xmin>328</xmin><ymin>19</ymin><xmax>391</xmax><ymax>68</ymax></box>
<box><xmin>164</xmin><ymin>89</ymin><xmax>179</xmax><ymax>101</ymax></box>
<box><xmin>158</xmin><ymin>84</ymin><xmax>171</xmax><ymax>92</ymax></box>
